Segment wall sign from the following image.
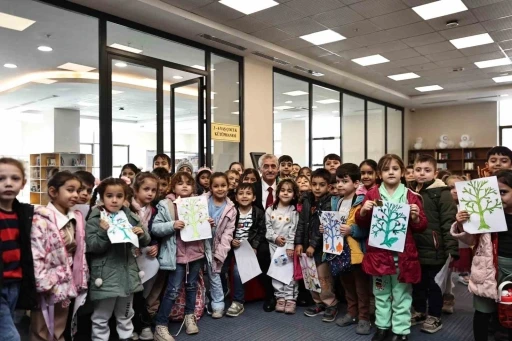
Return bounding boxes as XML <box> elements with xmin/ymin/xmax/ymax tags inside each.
<box><xmin>211</xmin><ymin>122</ymin><xmax>240</xmax><ymax>142</ymax></box>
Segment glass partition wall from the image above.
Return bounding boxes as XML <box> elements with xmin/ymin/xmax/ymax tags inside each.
<box><xmin>273</xmin><ymin>69</ymin><xmax>404</xmax><ymax>167</ymax></box>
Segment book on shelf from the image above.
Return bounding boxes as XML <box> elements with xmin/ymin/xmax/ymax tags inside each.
<box><xmin>464</xmin><ymin>151</ymin><xmax>474</xmax><ymax>159</ymax></box>
<box><xmin>437</xmin><ymin>152</ymin><xmax>449</xmax><ymax>160</ymax></box>
<box><xmin>464</xmin><ymin>162</ymin><xmax>475</xmax><ymax>170</ymax></box>
<box><xmin>438</xmin><ymin>163</ymin><xmax>448</xmax><ymax>170</ymax></box>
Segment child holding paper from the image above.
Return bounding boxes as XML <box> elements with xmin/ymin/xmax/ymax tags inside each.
<box><xmin>225</xmin><ymin>183</ymin><xmax>266</xmax><ymax>317</ymax></box>
<box><xmin>266</xmin><ymin>179</ymin><xmax>299</xmax><ymax>314</ymax></box>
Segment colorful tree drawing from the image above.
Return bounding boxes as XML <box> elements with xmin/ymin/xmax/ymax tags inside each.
<box><xmin>180</xmin><ymin>198</ymin><xmax>209</xmax><ymax>239</ymax></box>
<box><xmin>321</xmin><ymin>212</ymin><xmax>343</xmax><ymax>253</ymax></box>
<box><xmin>300</xmin><ymin>255</ymin><xmax>321</xmax><ymax>292</ymax></box>
<box><xmin>371</xmin><ymin>202</ymin><xmax>408</xmax><ymax>248</ymax></box>
<box><xmin>460</xmin><ymin>179</ymin><xmax>502</xmax><ymax>230</ymax></box>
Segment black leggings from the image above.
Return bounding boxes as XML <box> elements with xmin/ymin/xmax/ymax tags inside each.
<box><xmin>473</xmin><ymin>310</ymin><xmax>512</xmax><ymax>341</ymax></box>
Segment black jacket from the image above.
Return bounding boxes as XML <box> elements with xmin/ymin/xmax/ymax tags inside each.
<box><xmin>295</xmin><ymin>193</ymin><xmax>332</xmax><ymax>252</ymax></box>
<box><xmin>235</xmin><ymin>205</ymin><xmax>266</xmax><ymax>250</ymax></box>
<box><xmin>0</xmin><ymin>200</ymin><xmax>37</xmax><ymax>310</ymax></box>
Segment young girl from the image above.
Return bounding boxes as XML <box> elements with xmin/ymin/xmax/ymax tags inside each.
<box><xmin>0</xmin><ymin>158</ymin><xmax>36</xmax><ymax>341</ymax></box>
<box><xmin>120</xmin><ymin>163</ymin><xmax>140</xmax><ymax>184</ymax></box>
<box><xmin>296</xmin><ymin>175</ymin><xmax>311</xmax><ymax>214</ymax></box>
<box><xmin>31</xmin><ymin>171</ymin><xmax>89</xmax><ymax>341</ymax></box>
<box><xmin>229</xmin><ymin>162</ymin><xmax>244</xmax><ymax>175</ymax></box>
<box><xmin>241</xmin><ymin>168</ymin><xmax>261</xmax><ymax>184</ymax></box>
<box><xmin>205</xmin><ymin>172</ymin><xmax>237</xmax><ymax>318</ymax></box>
<box><xmin>298</xmin><ymin>167</ymin><xmax>312</xmax><ymax>179</ymax></box>
<box><xmin>86</xmin><ymin>178</ymin><xmax>150</xmax><ymax>341</ymax></box>
<box><xmin>451</xmin><ymin>169</ymin><xmax>512</xmax><ymax>341</ymax></box>
<box><xmin>265</xmin><ymin>179</ymin><xmax>299</xmax><ymax>314</ymax></box>
<box><xmin>196</xmin><ymin>167</ymin><xmax>212</xmax><ymax>195</ymax></box>
<box><xmin>152</xmin><ymin>171</ymin><xmax>205</xmax><ymax>339</ymax></box>
<box><xmin>356</xmin><ymin>154</ymin><xmax>427</xmax><ymax>341</ymax></box>
<box><xmin>225</xmin><ymin>170</ymin><xmax>240</xmax><ymax>203</ymax></box>
<box><xmin>358</xmin><ymin>159</ymin><xmax>378</xmax><ymax>196</ymax></box>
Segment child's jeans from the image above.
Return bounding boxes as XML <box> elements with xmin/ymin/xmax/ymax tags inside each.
<box><xmin>91</xmin><ymin>295</ymin><xmax>134</xmax><ymax>341</ymax></box>
<box><xmin>207</xmin><ymin>263</ymin><xmax>225</xmax><ymax>312</ymax></box>
<box><xmin>155</xmin><ymin>259</ymin><xmax>203</xmax><ymax>325</ymax></box>
<box><xmin>0</xmin><ymin>282</ymin><xmax>20</xmax><ymax>341</ymax></box>
<box><xmin>373</xmin><ymin>274</ymin><xmax>412</xmax><ymax>335</ymax></box>
<box><xmin>222</xmin><ymin>251</ymin><xmax>245</xmax><ymax>303</ymax></box>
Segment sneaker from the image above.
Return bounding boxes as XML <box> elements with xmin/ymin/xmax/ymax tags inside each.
<box><xmin>275</xmin><ymin>298</ymin><xmax>286</xmax><ymax>313</ymax></box>
<box><xmin>372</xmin><ymin>328</ymin><xmax>390</xmax><ymax>341</ymax></box>
<box><xmin>284</xmin><ymin>300</ymin><xmax>296</xmax><ymax>314</ymax></box>
<box><xmin>335</xmin><ymin>313</ymin><xmax>357</xmax><ymax>327</ymax></box>
<box><xmin>212</xmin><ymin>310</ymin><xmax>224</xmax><ymax>319</ymax></box>
<box><xmin>356</xmin><ymin>320</ymin><xmax>372</xmax><ymax>335</ymax></box>
<box><xmin>304</xmin><ymin>303</ymin><xmax>326</xmax><ymax>317</ymax></box>
<box><xmin>442</xmin><ymin>294</ymin><xmax>455</xmax><ymax>314</ymax></box>
<box><xmin>184</xmin><ymin>314</ymin><xmax>199</xmax><ymax>335</ymax></box>
<box><xmin>421</xmin><ymin>315</ymin><xmax>442</xmax><ymax>334</ymax></box>
<box><xmin>391</xmin><ymin>334</ymin><xmax>409</xmax><ymax>341</ymax></box>
<box><xmin>322</xmin><ymin>305</ymin><xmax>338</xmax><ymax>322</ymax></box>
<box><xmin>154</xmin><ymin>325</ymin><xmax>175</xmax><ymax>341</ymax></box>
<box><xmin>226</xmin><ymin>301</ymin><xmax>245</xmax><ymax>317</ymax></box>
<box><xmin>411</xmin><ymin>311</ymin><xmax>426</xmax><ymax>326</ymax></box>
<box><xmin>131</xmin><ymin>332</ymin><xmax>139</xmax><ymax>340</ymax></box>
<box><xmin>139</xmin><ymin>328</ymin><xmax>154</xmax><ymax>341</ymax></box>
<box><xmin>458</xmin><ymin>275</ymin><xmax>469</xmax><ymax>285</ymax></box>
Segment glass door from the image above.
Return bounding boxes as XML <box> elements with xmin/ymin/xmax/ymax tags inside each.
<box><xmin>170</xmin><ymin>78</ymin><xmax>205</xmax><ymax>173</ymax></box>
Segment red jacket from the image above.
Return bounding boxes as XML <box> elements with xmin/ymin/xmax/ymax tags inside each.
<box><xmin>355</xmin><ymin>186</ymin><xmax>428</xmax><ymax>284</ymax></box>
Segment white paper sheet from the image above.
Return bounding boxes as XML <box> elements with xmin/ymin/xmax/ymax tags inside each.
<box><xmin>456</xmin><ymin>176</ymin><xmax>507</xmax><ymax>234</ymax></box>
<box><xmin>71</xmin><ymin>291</ymin><xmax>87</xmax><ymax>336</ymax></box>
<box><xmin>101</xmin><ymin>210</ymin><xmax>139</xmax><ymax>247</ymax></box>
<box><xmin>267</xmin><ymin>246</ymin><xmax>294</xmax><ymax>284</ymax></box>
<box><xmin>136</xmin><ymin>247</ymin><xmax>160</xmax><ymax>284</ymax></box>
<box><xmin>435</xmin><ymin>255</ymin><xmax>454</xmax><ymax>295</ymax></box>
<box><xmin>320</xmin><ymin>211</ymin><xmax>344</xmax><ymax>255</ymax></box>
<box><xmin>234</xmin><ymin>240</ymin><xmax>262</xmax><ymax>284</ymax></box>
<box><xmin>299</xmin><ymin>254</ymin><xmax>321</xmax><ymax>293</ymax></box>
<box><xmin>369</xmin><ymin>202</ymin><xmax>410</xmax><ymax>253</ymax></box>
<box><xmin>175</xmin><ymin>196</ymin><xmax>212</xmax><ymax>241</ymax></box>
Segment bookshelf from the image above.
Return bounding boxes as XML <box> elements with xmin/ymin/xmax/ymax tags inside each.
<box><xmin>30</xmin><ymin>153</ymin><xmax>93</xmax><ymax>205</ymax></box>
<box><xmin>408</xmin><ymin>147</ymin><xmax>490</xmax><ymax>179</ymax></box>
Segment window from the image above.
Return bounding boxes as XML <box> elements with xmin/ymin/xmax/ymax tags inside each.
<box><xmin>342</xmin><ymin>94</ymin><xmax>365</xmax><ymax>163</ymax></box>
<box><xmin>500</xmin><ymin>100</ymin><xmax>512</xmax><ymax>148</ymax></box>
<box><xmin>387</xmin><ymin>108</ymin><xmax>402</xmax><ymax>156</ymax></box>
<box><xmin>367</xmin><ymin>101</ymin><xmax>385</xmax><ymax>161</ymax></box>
<box><xmin>312</xmin><ymin>85</ymin><xmax>340</xmax><ymax>168</ymax></box>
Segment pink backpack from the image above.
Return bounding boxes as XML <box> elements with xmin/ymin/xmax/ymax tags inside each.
<box><xmin>169</xmin><ymin>270</ymin><xmax>206</xmax><ymax>321</ymax></box>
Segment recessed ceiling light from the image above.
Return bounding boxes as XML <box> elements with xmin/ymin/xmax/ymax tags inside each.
<box><xmin>285</xmin><ymin>101</ymin><xmax>293</xmax><ymax>104</ymax></box>
<box><xmin>3</xmin><ymin>63</ymin><xmax>17</xmax><ymax>69</ymax></box>
<box><xmin>234</xmin><ymin>100</ymin><xmax>239</xmax><ymax>103</ymax></box>
<box><xmin>219</xmin><ymin>0</ymin><xmax>278</xmax><ymax>15</ymax></box>
<box><xmin>388</xmin><ymin>72</ymin><xmax>420</xmax><ymax>81</ymax></box>
<box><xmin>191</xmin><ymin>65</ymin><xmax>205</xmax><ymax>70</ymax></box>
<box><xmin>475</xmin><ymin>58</ymin><xmax>512</xmax><ymax>69</ymax></box>
<box><xmin>450</xmin><ymin>33</ymin><xmax>494</xmax><ymax>49</ymax></box>
<box><xmin>77</xmin><ymin>101</ymin><xmax>97</xmax><ymax>107</ymax></box>
<box><xmin>0</xmin><ymin>12</ymin><xmax>35</xmax><ymax>31</ymax></box>
<box><xmin>112</xmin><ymin>90</ymin><xmax>124</xmax><ymax>95</ymax></box>
<box><xmin>57</xmin><ymin>62</ymin><xmax>95</xmax><ymax>72</ymax></box>
<box><xmin>274</xmin><ymin>106</ymin><xmax>294</xmax><ymax>110</ymax></box>
<box><xmin>312</xmin><ymin>72</ymin><xmax>324</xmax><ymax>77</ymax></box>
<box><xmin>352</xmin><ymin>54</ymin><xmax>389</xmax><ymax>66</ymax></box>
<box><xmin>412</xmin><ymin>0</ymin><xmax>467</xmax><ymax>20</ymax></box>
<box><xmin>316</xmin><ymin>99</ymin><xmax>340</xmax><ymax>104</ymax></box>
<box><xmin>294</xmin><ymin>115</ymin><xmax>301</xmax><ymax>118</ymax></box>
<box><xmin>493</xmin><ymin>75</ymin><xmax>512</xmax><ymax>83</ymax></box>
<box><xmin>283</xmin><ymin>90</ymin><xmax>308</xmax><ymax>96</ymax></box>
<box><xmin>32</xmin><ymin>79</ymin><xmax>57</xmax><ymax>84</ymax></box>
<box><xmin>109</xmin><ymin>43</ymin><xmax>142</xmax><ymax>54</ymax></box>
<box><xmin>415</xmin><ymin>85</ymin><xmax>443</xmax><ymax>92</ymax></box>
<box><xmin>37</xmin><ymin>46</ymin><xmax>53</xmax><ymax>52</ymax></box>
<box><xmin>173</xmin><ymin>75</ymin><xmax>184</xmax><ymax>80</ymax></box>
<box><xmin>115</xmin><ymin>62</ymin><xmax>127</xmax><ymax>68</ymax></box>
<box><xmin>231</xmin><ymin>111</ymin><xmax>240</xmax><ymax>115</ymax></box>
<box><xmin>300</xmin><ymin>29</ymin><xmax>346</xmax><ymax>45</ymax></box>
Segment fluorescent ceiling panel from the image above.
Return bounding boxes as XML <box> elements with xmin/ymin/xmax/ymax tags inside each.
<box><xmin>415</xmin><ymin>85</ymin><xmax>443</xmax><ymax>92</ymax></box>
<box><xmin>300</xmin><ymin>30</ymin><xmax>346</xmax><ymax>45</ymax></box>
<box><xmin>274</xmin><ymin>106</ymin><xmax>294</xmax><ymax>110</ymax></box>
<box><xmin>316</xmin><ymin>99</ymin><xmax>340</xmax><ymax>104</ymax></box>
<box><xmin>173</xmin><ymin>76</ymin><xmax>183</xmax><ymax>80</ymax></box>
<box><xmin>352</xmin><ymin>55</ymin><xmax>389</xmax><ymax>66</ymax></box>
<box><xmin>412</xmin><ymin>0</ymin><xmax>467</xmax><ymax>20</ymax></box>
<box><xmin>112</xmin><ymin>90</ymin><xmax>124</xmax><ymax>95</ymax></box>
<box><xmin>109</xmin><ymin>43</ymin><xmax>142</xmax><ymax>54</ymax></box>
<box><xmin>388</xmin><ymin>72</ymin><xmax>420</xmax><ymax>81</ymax></box>
<box><xmin>474</xmin><ymin>58</ymin><xmax>512</xmax><ymax>69</ymax></box>
<box><xmin>0</xmin><ymin>12</ymin><xmax>35</xmax><ymax>31</ymax></box>
<box><xmin>231</xmin><ymin>111</ymin><xmax>240</xmax><ymax>115</ymax></box>
<box><xmin>219</xmin><ymin>0</ymin><xmax>278</xmax><ymax>15</ymax></box>
<box><xmin>283</xmin><ymin>90</ymin><xmax>308</xmax><ymax>96</ymax></box>
<box><xmin>32</xmin><ymin>79</ymin><xmax>57</xmax><ymax>84</ymax></box>
<box><xmin>57</xmin><ymin>63</ymin><xmax>96</xmax><ymax>72</ymax></box>
<box><xmin>450</xmin><ymin>33</ymin><xmax>494</xmax><ymax>49</ymax></box>
<box><xmin>493</xmin><ymin>75</ymin><xmax>512</xmax><ymax>83</ymax></box>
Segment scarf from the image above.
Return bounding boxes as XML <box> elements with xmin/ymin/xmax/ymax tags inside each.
<box><xmin>379</xmin><ymin>183</ymin><xmax>406</xmax><ymax>204</ymax></box>
<box><xmin>132</xmin><ymin>198</ymin><xmax>152</xmax><ymax>228</ymax></box>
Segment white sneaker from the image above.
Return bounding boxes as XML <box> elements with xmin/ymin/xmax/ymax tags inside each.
<box><xmin>212</xmin><ymin>310</ymin><xmax>224</xmax><ymax>319</ymax></box>
<box><xmin>154</xmin><ymin>325</ymin><xmax>175</xmax><ymax>341</ymax></box>
<box><xmin>131</xmin><ymin>332</ymin><xmax>139</xmax><ymax>340</ymax></box>
<box><xmin>184</xmin><ymin>314</ymin><xmax>199</xmax><ymax>335</ymax></box>
<box><xmin>139</xmin><ymin>327</ymin><xmax>154</xmax><ymax>340</ymax></box>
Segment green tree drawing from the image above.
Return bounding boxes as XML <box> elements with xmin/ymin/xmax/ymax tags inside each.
<box><xmin>460</xmin><ymin>179</ymin><xmax>502</xmax><ymax>230</ymax></box>
<box><xmin>371</xmin><ymin>202</ymin><xmax>408</xmax><ymax>248</ymax></box>
<box><xmin>180</xmin><ymin>198</ymin><xmax>208</xmax><ymax>239</ymax></box>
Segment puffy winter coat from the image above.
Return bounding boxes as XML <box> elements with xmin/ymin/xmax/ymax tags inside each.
<box><xmin>295</xmin><ymin>193</ymin><xmax>332</xmax><ymax>251</ymax></box>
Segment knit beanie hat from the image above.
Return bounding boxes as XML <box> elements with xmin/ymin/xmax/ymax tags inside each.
<box><xmin>176</xmin><ymin>159</ymin><xmax>194</xmax><ymax>173</ymax></box>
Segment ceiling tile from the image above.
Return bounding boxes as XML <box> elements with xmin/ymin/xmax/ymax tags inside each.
<box><xmin>349</xmin><ymin>0</ymin><xmax>407</xmax><ymax>18</ymax></box>
<box><xmin>463</xmin><ymin>0</ymin><xmax>506</xmax><ymax>9</ymax></box>
<box><xmin>276</xmin><ymin>18</ymin><xmax>328</xmax><ymax>37</ymax></box>
<box><xmin>438</xmin><ymin>23</ymin><xmax>487</xmax><ymax>40</ymax></box>
<box><xmin>191</xmin><ymin>2</ymin><xmax>245</xmax><ymax>21</ymax></box>
<box><xmin>367</xmin><ymin>40</ymin><xmax>410</xmax><ymax>52</ymax></box>
<box><xmin>460</xmin><ymin>43</ymin><xmax>502</xmax><ymax>56</ymax></box>
<box><xmin>490</xmin><ymin>29</ymin><xmax>512</xmax><ymax>42</ymax></box>
<box><xmin>482</xmin><ymin>16</ymin><xmax>512</xmax><ymax>32</ymax></box>
<box><xmin>414</xmin><ymin>41</ymin><xmax>455</xmax><ymax>55</ymax></box>
<box><xmin>331</xmin><ymin>20</ymin><xmax>382</xmax><ymax>38</ymax></box>
<box><xmin>401</xmin><ymin>0</ymin><xmax>437</xmax><ymax>6</ymax></box>
<box><xmin>373</xmin><ymin>67</ymin><xmax>410</xmax><ymax>75</ymax></box>
<box><xmin>340</xmin><ymin>0</ymin><xmax>365</xmax><ymax>4</ymax></box>
<box><xmin>381</xmin><ymin>48</ymin><xmax>421</xmax><ymax>60</ymax></box>
<box><xmin>275</xmin><ymin>0</ymin><xmax>294</xmax><ymax>2</ymax></box>
<box><xmin>434</xmin><ymin>57</ymin><xmax>473</xmax><ymax>67</ymax></box>
<box><xmin>385</xmin><ymin>22</ymin><xmax>434</xmax><ymax>40</ymax></box>
<box><xmin>369</xmin><ymin>9</ymin><xmax>422</xmax><ymax>30</ymax></box>
<box><xmin>338</xmin><ymin>47</ymin><xmax>374</xmax><ymax>59</ymax></box>
<box><xmin>320</xmin><ymin>39</ymin><xmax>363</xmax><ymax>52</ymax></box>
<box><xmin>351</xmin><ymin>30</ymin><xmax>398</xmax><ymax>45</ymax></box>
<box><xmin>401</xmin><ymin>32</ymin><xmax>446</xmax><ymax>47</ymax></box>
<box><xmin>294</xmin><ymin>45</ymin><xmax>334</xmax><ymax>58</ymax></box>
<box><xmin>426</xmin><ymin>50</ymin><xmax>465</xmax><ymax>62</ymax></box>
<box><xmin>426</xmin><ymin>11</ymin><xmax>478</xmax><ymax>31</ymax></box>
<box><xmin>464</xmin><ymin>79</ymin><xmax>497</xmax><ymax>87</ymax></box>
<box><xmin>251</xmin><ymin>27</ymin><xmax>293</xmax><ymax>42</ymax></box>
<box><xmin>225</xmin><ymin>16</ymin><xmax>271</xmax><ymax>33</ymax></box>
<box><xmin>472</xmin><ymin>1</ymin><xmax>512</xmax><ymax>21</ymax></box>
<box><xmin>482</xmin><ymin>65</ymin><xmax>512</xmax><ymax>74</ymax></box>
<box><xmin>436</xmin><ymin>82</ymin><xmax>470</xmax><ymax>91</ymax></box>
<box><xmin>159</xmin><ymin>0</ymin><xmax>214</xmax><ymax>11</ymax></box>
<box><xmin>312</xmin><ymin>6</ymin><xmax>365</xmax><ymax>27</ymax></box>
<box><xmin>275</xmin><ymin>37</ymin><xmax>314</xmax><ymax>50</ymax></box>
<box><xmin>406</xmin><ymin>63</ymin><xmax>440</xmax><ymax>71</ymax></box>
<box><xmin>467</xmin><ymin>51</ymin><xmax>507</xmax><ymax>62</ymax></box>
<box><xmin>394</xmin><ymin>56</ymin><xmax>431</xmax><ymax>67</ymax></box>
<box><xmin>500</xmin><ymin>40</ymin><xmax>512</xmax><ymax>50</ymax></box>
<box><xmin>318</xmin><ymin>54</ymin><xmax>344</xmax><ymax>64</ymax></box>
<box><xmin>251</xmin><ymin>4</ymin><xmax>306</xmax><ymax>26</ymax></box>
<box><xmin>284</xmin><ymin>0</ymin><xmax>345</xmax><ymax>16</ymax></box>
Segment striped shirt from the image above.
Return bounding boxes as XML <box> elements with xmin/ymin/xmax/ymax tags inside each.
<box><xmin>235</xmin><ymin>209</ymin><xmax>253</xmax><ymax>241</ymax></box>
<box><xmin>0</xmin><ymin>208</ymin><xmax>21</xmax><ymax>282</ymax></box>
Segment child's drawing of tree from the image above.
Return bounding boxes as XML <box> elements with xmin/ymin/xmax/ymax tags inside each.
<box><xmin>460</xmin><ymin>179</ymin><xmax>502</xmax><ymax>230</ymax></box>
<box><xmin>371</xmin><ymin>202</ymin><xmax>408</xmax><ymax>248</ymax></box>
<box><xmin>321</xmin><ymin>212</ymin><xmax>343</xmax><ymax>253</ymax></box>
<box><xmin>180</xmin><ymin>198</ymin><xmax>208</xmax><ymax>239</ymax></box>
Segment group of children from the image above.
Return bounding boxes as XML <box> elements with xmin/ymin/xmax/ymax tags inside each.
<box><xmin>2</xmin><ymin>147</ymin><xmax>512</xmax><ymax>341</ymax></box>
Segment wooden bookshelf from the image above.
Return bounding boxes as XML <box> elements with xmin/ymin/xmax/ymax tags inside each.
<box><xmin>29</xmin><ymin>153</ymin><xmax>93</xmax><ymax>205</ymax></box>
<box><xmin>408</xmin><ymin>147</ymin><xmax>491</xmax><ymax>180</ymax></box>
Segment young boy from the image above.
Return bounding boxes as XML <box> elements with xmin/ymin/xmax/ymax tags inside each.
<box><xmin>333</xmin><ymin>163</ymin><xmax>371</xmax><ymax>335</ymax></box>
<box><xmin>323</xmin><ymin>154</ymin><xmax>342</xmax><ymax>175</ymax></box>
<box><xmin>329</xmin><ymin>174</ymin><xmax>339</xmax><ymax>196</ymax></box>
<box><xmin>152</xmin><ymin>153</ymin><xmax>171</xmax><ymax>171</ymax></box>
<box><xmin>278</xmin><ymin>155</ymin><xmax>294</xmax><ymax>181</ymax></box>
<box><xmin>295</xmin><ymin>168</ymin><xmax>338</xmax><ymax>322</ymax></box>
<box><xmin>74</xmin><ymin>170</ymin><xmax>95</xmax><ymax>205</ymax></box>
<box><xmin>292</xmin><ymin>163</ymin><xmax>301</xmax><ymax>178</ymax></box>
<box><xmin>225</xmin><ymin>183</ymin><xmax>266</xmax><ymax>317</ymax></box>
<box><xmin>410</xmin><ymin>154</ymin><xmax>458</xmax><ymax>334</ymax></box>
<box><xmin>483</xmin><ymin>146</ymin><xmax>512</xmax><ymax>176</ymax></box>
<box><xmin>405</xmin><ymin>165</ymin><xmax>415</xmax><ymax>187</ymax></box>
<box><xmin>152</xmin><ymin>167</ymin><xmax>171</xmax><ymax>199</ymax></box>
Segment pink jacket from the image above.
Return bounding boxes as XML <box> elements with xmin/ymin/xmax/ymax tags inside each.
<box><xmin>31</xmin><ymin>206</ymin><xmax>89</xmax><ymax>304</ymax></box>
<box><xmin>203</xmin><ymin>192</ymin><xmax>237</xmax><ymax>273</ymax></box>
<box><xmin>450</xmin><ymin>222</ymin><xmax>498</xmax><ymax>300</ymax></box>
